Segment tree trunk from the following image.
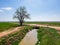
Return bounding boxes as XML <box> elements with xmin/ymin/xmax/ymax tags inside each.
<box><xmin>20</xmin><ymin>22</ymin><xmax>23</xmax><ymax>26</ymax></box>
<box><xmin>19</xmin><ymin>20</ymin><xmax>23</xmax><ymax>26</ymax></box>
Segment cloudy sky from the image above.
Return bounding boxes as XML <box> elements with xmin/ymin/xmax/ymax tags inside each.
<box><xmin>0</xmin><ymin>0</ymin><xmax>60</xmax><ymax>22</ymax></box>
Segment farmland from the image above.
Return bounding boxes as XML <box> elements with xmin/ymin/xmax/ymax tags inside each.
<box><xmin>25</xmin><ymin>22</ymin><xmax>60</xmax><ymax>26</ymax></box>
<box><xmin>0</xmin><ymin>22</ymin><xmax>18</xmax><ymax>32</ymax></box>
<box><xmin>0</xmin><ymin>26</ymin><xmax>33</xmax><ymax>45</ymax></box>
<box><xmin>36</xmin><ymin>27</ymin><xmax>60</xmax><ymax>45</ymax></box>
<box><xmin>0</xmin><ymin>22</ymin><xmax>60</xmax><ymax>45</ymax></box>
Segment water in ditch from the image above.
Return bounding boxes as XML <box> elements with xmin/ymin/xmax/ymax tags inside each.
<box><xmin>19</xmin><ymin>29</ymin><xmax>38</xmax><ymax>45</ymax></box>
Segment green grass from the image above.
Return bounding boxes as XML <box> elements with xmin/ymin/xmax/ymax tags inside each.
<box><xmin>0</xmin><ymin>26</ymin><xmax>34</xmax><ymax>45</ymax></box>
<box><xmin>36</xmin><ymin>27</ymin><xmax>60</xmax><ymax>45</ymax></box>
<box><xmin>25</xmin><ymin>22</ymin><xmax>60</xmax><ymax>26</ymax></box>
<box><xmin>0</xmin><ymin>22</ymin><xmax>60</xmax><ymax>45</ymax></box>
<box><xmin>0</xmin><ymin>22</ymin><xmax>18</xmax><ymax>32</ymax></box>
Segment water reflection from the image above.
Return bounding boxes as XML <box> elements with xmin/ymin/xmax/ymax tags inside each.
<box><xmin>19</xmin><ymin>29</ymin><xmax>38</xmax><ymax>45</ymax></box>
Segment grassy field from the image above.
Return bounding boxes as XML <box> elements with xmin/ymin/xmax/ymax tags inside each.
<box><xmin>0</xmin><ymin>26</ymin><xmax>33</xmax><ymax>45</ymax></box>
<box><xmin>25</xmin><ymin>22</ymin><xmax>60</xmax><ymax>26</ymax></box>
<box><xmin>0</xmin><ymin>22</ymin><xmax>60</xmax><ymax>45</ymax></box>
<box><xmin>36</xmin><ymin>27</ymin><xmax>60</xmax><ymax>45</ymax></box>
<box><xmin>0</xmin><ymin>22</ymin><xmax>18</xmax><ymax>32</ymax></box>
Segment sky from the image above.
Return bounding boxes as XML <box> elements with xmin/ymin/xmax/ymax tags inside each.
<box><xmin>0</xmin><ymin>0</ymin><xmax>60</xmax><ymax>22</ymax></box>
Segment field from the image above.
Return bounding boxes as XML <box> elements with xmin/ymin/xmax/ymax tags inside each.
<box><xmin>36</xmin><ymin>27</ymin><xmax>60</xmax><ymax>45</ymax></box>
<box><xmin>25</xmin><ymin>22</ymin><xmax>60</xmax><ymax>26</ymax></box>
<box><xmin>0</xmin><ymin>22</ymin><xmax>18</xmax><ymax>32</ymax></box>
<box><xmin>0</xmin><ymin>26</ymin><xmax>34</xmax><ymax>45</ymax></box>
<box><xmin>0</xmin><ymin>22</ymin><xmax>60</xmax><ymax>45</ymax></box>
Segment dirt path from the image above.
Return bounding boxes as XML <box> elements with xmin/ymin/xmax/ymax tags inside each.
<box><xmin>0</xmin><ymin>26</ymin><xmax>23</xmax><ymax>38</ymax></box>
<box><xmin>28</xmin><ymin>24</ymin><xmax>60</xmax><ymax>30</ymax></box>
<box><xmin>0</xmin><ymin>24</ymin><xmax>60</xmax><ymax>38</ymax></box>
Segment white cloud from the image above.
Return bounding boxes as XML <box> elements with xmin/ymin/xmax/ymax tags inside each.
<box><xmin>0</xmin><ymin>10</ymin><xmax>3</xmax><ymax>12</ymax></box>
<box><xmin>26</xmin><ymin>12</ymin><xmax>60</xmax><ymax>21</ymax></box>
<box><xmin>0</xmin><ymin>7</ymin><xmax>13</xmax><ymax>13</ymax></box>
<box><xmin>2</xmin><ymin>7</ymin><xmax>13</xmax><ymax>10</ymax></box>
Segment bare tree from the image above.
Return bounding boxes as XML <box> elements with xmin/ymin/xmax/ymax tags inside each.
<box><xmin>14</xmin><ymin>6</ymin><xmax>30</xmax><ymax>26</ymax></box>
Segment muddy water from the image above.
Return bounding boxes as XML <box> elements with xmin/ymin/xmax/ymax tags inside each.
<box><xmin>19</xmin><ymin>29</ymin><xmax>38</xmax><ymax>45</ymax></box>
